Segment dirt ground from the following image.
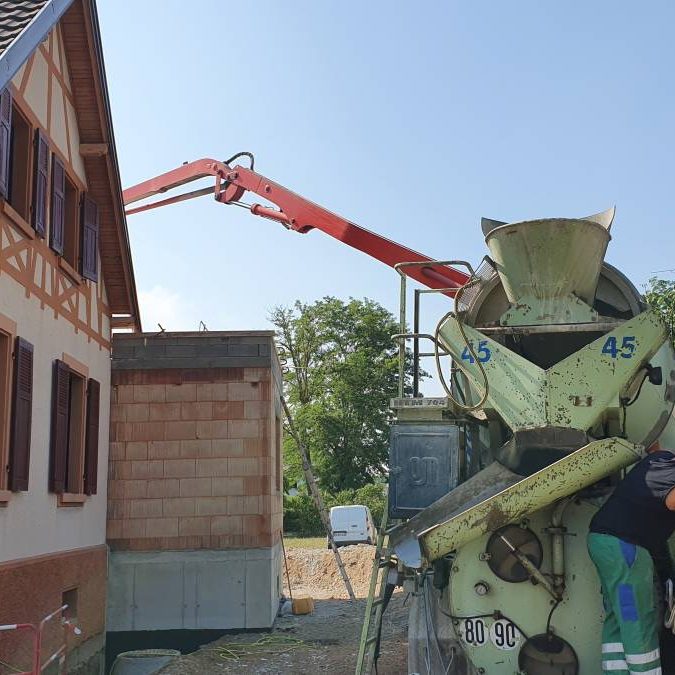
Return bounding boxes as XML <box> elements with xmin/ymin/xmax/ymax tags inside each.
<box><xmin>158</xmin><ymin>544</ymin><xmax>408</xmax><ymax>674</ymax></box>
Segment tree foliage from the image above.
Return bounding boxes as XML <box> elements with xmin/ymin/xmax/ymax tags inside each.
<box><xmin>271</xmin><ymin>297</ymin><xmax>419</xmax><ymax>492</ymax></box>
<box><xmin>645</xmin><ymin>277</ymin><xmax>675</xmax><ymax>345</ymax></box>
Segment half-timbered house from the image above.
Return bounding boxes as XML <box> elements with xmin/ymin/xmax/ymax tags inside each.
<box><xmin>0</xmin><ymin>1</ymin><xmax>139</xmax><ymax>671</ymax></box>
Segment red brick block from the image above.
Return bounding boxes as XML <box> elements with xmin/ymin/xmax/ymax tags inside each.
<box><xmin>228</xmin><ymin>458</ymin><xmax>259</xmax><ymax>476</ymax></box>
<box><xmin>163</xmin><ymin>459</ymin><xmax>196</xmax><ymax>478</ymax></box>
<box><xmin>131</xmin><ymin>421</ymin><xmax>166</xmax><ymax>442</ymax></box>
<box><xmin>166</xmin><ymin>383</ymin><xmax>197</xmax><ymax>402</ymax></box>
<box><xmin>148</xmin><ymin>518</ymin><xmax>179</xmax><ymax>538</ymax></box>
<box><xmin>195</xmin><ymin>458</ymin><xmax>228</xmax><ymax>477</ymax></box>
<box><xmin>147</xmin><ymin>479</ymin><xmax>180</xmax><ymax>498</ymax></box>
<box><xmin>131</xmin><ymin>460</ymin><xmax>164</xmax><ymax>479</ymax></box>
<box><xmin>148</xmin><ymin>402</ymin><xmax>181</xmax><ymax>421</ymax></box>
<box><xmin>165</xmin><ymin>421</ymin><xmax>197</xmax><ymax>441</ymax></box>
<box><xmin>148</xmin><ymin>440</ymin><xmax>181</xmax><ymax>460</ymax></box>
<box><xmin>110</xmin><ymin>404</ymin><xmax>125</xmax><ymax>422</ymax></box>
<box><xmin>117</xmin><ymin>385</ymin><xmax>134</xmax><ymax>403</ymax></box>
<box><xmin>107</xmin><ymin>519</ymin><xmax>123</xmax><ymax>539</ymax></box>
<box><xmin>122</xmin><ymin>519</ymin><xmax>147</xmax><ymax>538</ymax></box>
<box><xmin>123</xmin><ymin>479</ymin><xmax>148</xmax><ymax>498</ymax></box>
<box><xmin>179</xmin><ymin>517</ymin><xmax>211</xmax><ymax>536</ymax></box>
<box><xmin>134</xmin><ymin>385</ymin><xmax>166</xmax><ymax>403</ymax></box>
<box><xmin>181</xmin><ymin>402</ymin><xmax>213</xmax><ymax>420</ymax></box>
<box><xmin>108</xmin><ymin>479</ymin><xmax>124</xmax><ymax>499</ymax></box>
<box><xmin>111</xmin><ymin>423</ymin><xmax>133</xmax><ymax>442</ymax></box>
<box><xmin>244</xmin><ymin>401</ymin><xmax>270</xmax><ymax>419</ymax></box>
<box><xmin>212</xmin><ymin>401</ymin><xmax>245</xmax><ymax>420</ymax></box>
<box><xmin>244</xmin><ymin>476</ymin><xmax>267</xmax><ymax>496</ymax></box>
<box><xmin>243</xmin><ymin>367</ymin><xmax>270</xmax><ymax>383</ymax></box>
<box><xmin>126</xmin><ymin>442</ymin><xmax>148</xmax><ymax>461</ymax></box>
<box><xmin>227</xmin><ymin>495</ymin><xmax>261</xmax><ymax>515</ymax></box>
<box><xmin>196</xmin><ymin>384</ymin><xmax>212</xmax><ymax>401</ymax></box>
<box><xmin>228</xmin><ymin>382</ymin><xmax>261</xmax><ymax>401</ymax></box>
<box><xmin>180</xmin><ymin>439</ymin><xmax>212</xmax><ymax>458</ymax></box>
<box><xmin>229</xmin><ymin>420</ymin><xmax>261</xmax><ymax>439</ymax></box>
<box><xmin>126</xmin><ymin>404</ymin><xmax>150</xmax><ymax>422</ymax></box>
<box><xmin>243</xmin><ymin>438</ymin><xmax>266</xmax><ymax>457</ymax></box>
<box><xmin>212</xmin><ymin>477</ymin><xmax>244</xmax><ymax>496</ymax></box>
<box><xmin>242</xmin><ymin>514</ymin><xmax>267</xmax><ymax>536</ymax></box>
<box><xmin>130</xmin><ymin>499</ymin><xmax>163</xmax><ymax>519</ymax></box>
<box><xmin>211</xmin><ymin>515</ymin><xmax>243</xmax><ymax>535</ymax></box>
<box><xmin>195</xmin><ymin>496</ymin><xmax>230</xmax><ymax>516</ymax></box>
<box><xmin>180</xmin><ymin>477</ymin><xmax>212</xmax><ymax>497</ymax></box>
<box><xmin>163</xmin><ymin>497</ymin><xmax>196</xmax><ymax>517</ymax></box>
<box><xmin>211</xmin><ymin>383</ymin><xmax>229</xmax><ymax>401</ymax></box>
<box><xmin>211</xmin><ymin>439</ymin><xmax>244</xmax><ymax>457</ymax></box>
<box><xmin>107</xmin><ymin>500</ymin><xmax>128</xmax><ymax>520</ymax></box>
<box><xmin>196</xmin><ymin>420</ymin><xmax>228</xmax><ymax>440</ymax></box>
<box><xmin>110</xmin><ymin>461</ymin><xmax>132</xmax><ymax>480</ymax></box>
<box><xmin>110</xmin><ymin>442</ymin><xmax>125</xmax><ymax>461</ymax></box>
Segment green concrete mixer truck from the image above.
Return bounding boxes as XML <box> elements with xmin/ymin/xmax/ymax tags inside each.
<box><xmin>124</xmin><ymin>157</ymin><xmax>675</xmax><ymax>675</ymax></box>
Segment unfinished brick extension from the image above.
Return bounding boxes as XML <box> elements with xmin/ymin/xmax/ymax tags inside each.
<box><xmin>106</xmin><ymin>332</ymin><xmax>284</xmax><ymax>632</ymax></box>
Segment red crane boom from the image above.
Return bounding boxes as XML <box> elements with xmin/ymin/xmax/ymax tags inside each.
<box><xmin>122</xmin><ymin>156</ymin><xmax>470</xmax><ymax>295</ymax></box>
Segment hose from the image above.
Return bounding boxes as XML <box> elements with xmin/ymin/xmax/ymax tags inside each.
<box><xmin>434</xmin><ymin>273</ymin><xmax>489</xmax><ymax>411</ymax></box>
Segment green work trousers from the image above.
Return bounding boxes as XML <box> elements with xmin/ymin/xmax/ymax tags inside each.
<box><xmin>588</xmin><ymin>532</ymin><xmax>661</xmax><ymax>674</ymax></box>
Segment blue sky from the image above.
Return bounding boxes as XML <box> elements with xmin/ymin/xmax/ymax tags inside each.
<box><xmin>98</xmin><ymin>1</ymin><xmax>675</xmax><ymax>390</ymax></box>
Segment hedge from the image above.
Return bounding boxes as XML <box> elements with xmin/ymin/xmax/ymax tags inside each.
<box><xmin>283</xmin><ymin>483</ymin><xmax>387</xmax><ymax>537</ymax></box>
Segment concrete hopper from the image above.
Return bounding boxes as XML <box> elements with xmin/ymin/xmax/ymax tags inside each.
<box><xmin>482</xmin><ymin>208</ymin><xmax>614</xmax><ymax>325</ymax></box>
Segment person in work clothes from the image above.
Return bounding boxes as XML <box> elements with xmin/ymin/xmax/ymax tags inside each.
<box><xmin>588</xmin><ymin>441</ymin><xmax>675</xmax><ymax>675</ymax></box>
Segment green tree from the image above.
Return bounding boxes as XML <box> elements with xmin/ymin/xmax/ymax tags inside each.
<box><xmin>271</xmin><ymin>297</ymin><xmax>420</xmax><ymax>492</ymax></box>
<box><xmin>645</xmin><ymin>277</ymin><xmax>675</xmax><ymax>345</ymax></box>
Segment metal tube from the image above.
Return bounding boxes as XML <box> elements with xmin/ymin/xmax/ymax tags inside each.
<box><xmin>550</xmin><ymin>498</ymin><xmax>573</xmax><ymax>592</ymax></box>
<box><xmin>413</xmin><ymin>290</ymin><xmax>420</xmax><ymax>397</ymax></box>
<box><xmin>398</xmin><ymin>272</ymin><xmax>406</xmax><ymax>398</ymax></box>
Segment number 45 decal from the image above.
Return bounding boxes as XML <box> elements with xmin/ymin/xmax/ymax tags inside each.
<box><xmin>602</xmin><ymin>336</ymin><xmax>636</xmax><ymax>359</ymax></box>
<box><xmin>461</xmin><ymin>340</ymin><xmax>492</xmax><ymax>364</ymax></box>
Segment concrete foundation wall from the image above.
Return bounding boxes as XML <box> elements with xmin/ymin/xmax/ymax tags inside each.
<box><xmin>107</xmin><ymin>545</ymin><xmax>281</xmax><ymax>631</ymax></box>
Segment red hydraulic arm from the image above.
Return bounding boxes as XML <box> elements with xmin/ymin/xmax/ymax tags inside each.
<box><xmin>122</xmin><ymin>156</ymin><xmax>470</xmax><ymax>295</ymax></box>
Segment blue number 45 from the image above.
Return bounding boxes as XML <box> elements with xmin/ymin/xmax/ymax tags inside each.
<box><xmin>602</xmin><ymin>336</ymin><xmax>636</xmax><ymax>359</ymax></box>
<box><xmin>461</xmin><ymin>340</ymin><xmax>491</xmax><ymax>364</ymax></box>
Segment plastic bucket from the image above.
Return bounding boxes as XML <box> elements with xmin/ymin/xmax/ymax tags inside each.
<box><xmin>110</xmin><ymin>649</ymin><xmax>181</xmax><ymax>675</ymax></box>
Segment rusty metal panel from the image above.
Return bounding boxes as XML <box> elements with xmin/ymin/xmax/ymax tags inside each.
<box><xmin>388</xmin><ymin>423</ymin><xmax>460</xmax><ymax>519</ymax></box>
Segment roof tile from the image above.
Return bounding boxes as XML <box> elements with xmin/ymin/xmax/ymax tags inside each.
<box><xmin>0</xmin><ymin>1</ymin><xmax>50</xmax><ymax>56</ymax></box>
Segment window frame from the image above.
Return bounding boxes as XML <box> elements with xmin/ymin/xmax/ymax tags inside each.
<box><xmin>53</xmin><ymin>353</ymin><xmax>91</xmax><ymax>506</ymax></box>
<box><xmin>7</xmin><ymin>100</ymin><xmax>33</xmax><ymax>223</ymax></box>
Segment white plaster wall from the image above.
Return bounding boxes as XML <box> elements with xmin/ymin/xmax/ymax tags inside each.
<box><xmin>0</xmin><ymin>272</ymin><xmax>110</xmax><ymax>563</ymax></box>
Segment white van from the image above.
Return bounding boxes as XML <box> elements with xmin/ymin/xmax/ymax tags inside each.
<box><xmin>328</xmin><ymin>505</ymin><xmax>377</xmax><ymax>547</ymax></box>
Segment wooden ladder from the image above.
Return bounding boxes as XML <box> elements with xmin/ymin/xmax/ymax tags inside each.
<box><xmin>355</xmin><ymin>499</ymin><xmax>393</xmax><ymax>675</ymax></box>
<box><xmin>281</xmin><ymin>396</ymin><xmax>356</xmax><ymax>601</ymax></box>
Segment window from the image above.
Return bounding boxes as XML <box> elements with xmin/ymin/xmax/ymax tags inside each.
<box><xmin>62</xmin><ymin>588</ymin><xmax>78</xmax><ymax>622</ymax></box>
<box><xmin>8</xmin><ymin>104</ymin><xmax>31</xmax><ymax>221</ymax></box>
<box><xmin>50</xmin><ymin>359</ymin><xmax>100</xmax><ymax>497</ymax></box>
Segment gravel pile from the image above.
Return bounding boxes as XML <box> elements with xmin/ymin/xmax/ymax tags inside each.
<box><xmin>283</xmin><ymin>544</ymin><xmax>376</xmax><ymax>599</ymax></box>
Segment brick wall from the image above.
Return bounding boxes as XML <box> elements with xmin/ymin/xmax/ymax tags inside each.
<box><xmin>107</xmin><ymin>333</ymin><xmax>283</xmax><ymax>551</ymax></box>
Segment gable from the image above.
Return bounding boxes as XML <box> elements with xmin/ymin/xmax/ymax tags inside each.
<box><xmin>0</xmin><ymin>0</ymin><xmax>140</xmax><ymax>329</ymax></box>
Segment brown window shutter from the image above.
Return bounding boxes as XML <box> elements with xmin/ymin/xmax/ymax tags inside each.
<box><xmin>0</xmin><ymin>88</ymin><xmax>11</xmax><ymax>199</ymax></box>
<box><xmin>80</xmin><ymin>195</ymin><xmax>99</xmax><ymax>282</ymax></box>
<box><xmin>50</xmin><ymin>155</ymin><xmax>65</xmax><ymax>254</ymax></box>
<box><xmin>8</xmin><ymin>338</ymin><xmax>33</xmax><ymax>491</ymax></box>
<box><xmin>49</xmin><ymin>359</ymin><xmax>70</xmax><ymax>493</ymax></box>
<box><xmin>33</xmin><ymin>130</ymin><xmax>48</xmax><ymax>237</ymax></box>
<box><xmin>84</xmin><ymin>378</ymin><xmax>100</xmax><ymax>495</ymax></box>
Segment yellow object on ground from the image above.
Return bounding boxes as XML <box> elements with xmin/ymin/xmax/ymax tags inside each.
<box><xmin>292</xmin><ymin>595</ymin><xmax>315</xmax><ymax>615</ymax></box>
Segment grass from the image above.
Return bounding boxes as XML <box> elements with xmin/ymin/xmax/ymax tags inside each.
<box><xmin>283</xmin><ymin>536</ymin><xmax>327</xmax><ymax>549</ymax></box>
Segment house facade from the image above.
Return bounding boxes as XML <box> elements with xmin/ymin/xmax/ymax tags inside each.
<box><xmin>0</xmin><ymin>1</ymin><xmax>139</xmax><ymax>672</ymax></box>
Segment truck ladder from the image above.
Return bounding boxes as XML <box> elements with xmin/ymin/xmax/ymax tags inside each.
<box><xmin>281</xmin><ymin>396</ymin><xmax>356</xmax><ymax>601</ymax></box>
<box><xmin>355</xmin><ymin>500</ymin><xmax>395</xmax><ymax>675</ymax></box>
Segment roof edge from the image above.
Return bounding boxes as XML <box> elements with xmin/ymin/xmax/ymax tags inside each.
<box><xmin>0</xmin><ymin>0</ymin><xmax>75</xmax><ymax>90</ymax></box>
